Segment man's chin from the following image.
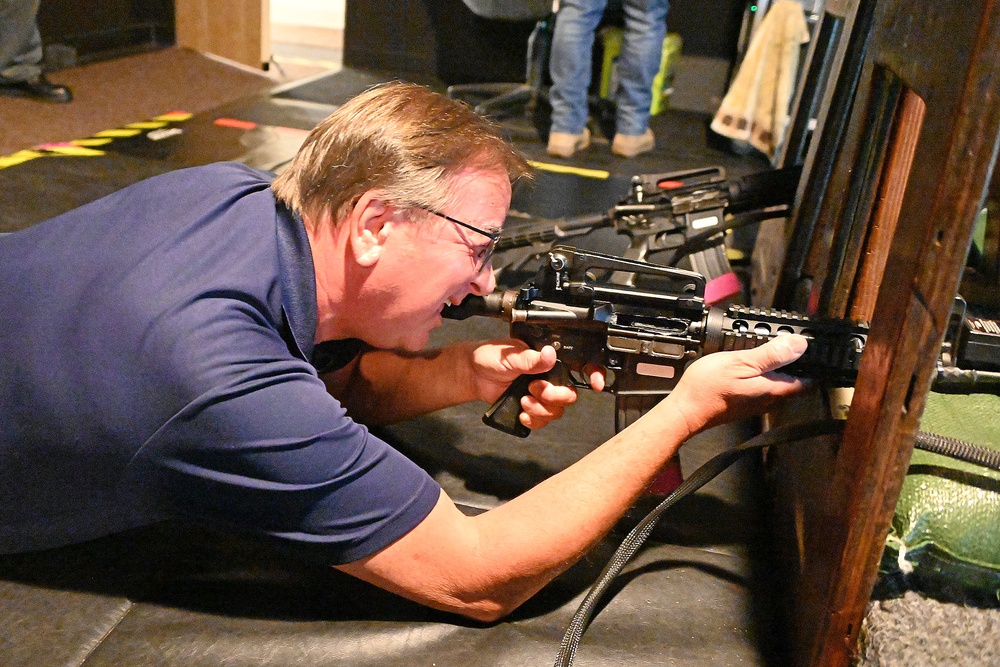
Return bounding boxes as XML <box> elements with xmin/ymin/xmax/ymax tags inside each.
<box><xmin>397</xmin><ymin>324</ymin><xmax>436</xmax><ymax>352</ymax></box>
<box><xmin>375</xmin><ymin>313</ymin><xmax>440</xmax><ymax>352</ymax></box>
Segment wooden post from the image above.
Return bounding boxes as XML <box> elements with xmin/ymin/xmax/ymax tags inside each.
<box><xmin>767</xmin><ymin>0</ymin><xmax>1000</xmax><ymax>664</ymax></box>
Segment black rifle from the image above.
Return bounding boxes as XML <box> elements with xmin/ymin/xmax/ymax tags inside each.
<box><xmin>445</xmin><ymin>246</ymin><xmax>867</xmax><ymax>437</ymax></box>
<box><xmin>495</xmin><ymin>165</ymin><xmax>801</xmax><ymax>286</ymax></box>
<box><xmin>445</xmin><ymin>246</ymin><xmax>1000</xmax><ymax>437</ymax></box>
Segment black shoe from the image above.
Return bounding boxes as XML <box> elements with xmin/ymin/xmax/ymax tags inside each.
<box><xmin>0</xmin><ymin>74</ymin><xmax>72</xmax><ymax>103</ymax></box>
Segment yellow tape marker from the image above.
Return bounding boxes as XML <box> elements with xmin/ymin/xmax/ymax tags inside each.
<box><xmin>527</xmin><ymin>160</ymin><xmax>610</xmax><ymax>180</ymax></box>
<box><xmin>1</xmin><ymin>111</ymin><xmax>192</xmax><ymax>170</ymax></box>
<box><xmin>155</xmin><ymin>111</ymin><xmax>193</xmax><ymax>122</ymax></box>
<box><xmin>94</xmin><ymin>129</ymin><xmax>143</xmax><ymax>138</ymax></box>
<box><xmin>44</xmin><ymin>146</ymin><xmax>106</xmax><ymax>157</ymax></box>
<box><xmin>0</xmin><ymin>149</ymin><xmax>46</xmax><ymax>169</ymax></box>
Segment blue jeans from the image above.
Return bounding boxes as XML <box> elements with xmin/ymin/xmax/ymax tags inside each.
<box><xmin>548</xmin><ymin>0</ymin><xmax>668</xmax><ymax>137</ymax></box>
<box><xmin>0</xmin><ymin>0</ymin><xmax>44</xmax><ymax>82</ymax></box>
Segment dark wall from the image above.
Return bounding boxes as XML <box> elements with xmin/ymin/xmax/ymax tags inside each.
<box><xmin>37</xmin><ymin>0</ymin><xmax>174</xmax><ymax>64</ymax></box>
<box><xmin>344</xmin><ymin>0</ymin><xmax>745</xmax><ymax>86</ymax></box>
<box><xmin>668</xmin><ymin>0</ymin><xmax>747</xmax><ymax>59</ymax></box>
<box><xmin>344</xmin><ymin>0</ymin><xmax>536</xmax><ymax>85</ymax></box>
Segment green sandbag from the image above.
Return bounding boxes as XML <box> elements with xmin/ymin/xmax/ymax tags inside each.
<box><xmin>880</xmin><ymin>392</ymin><xmax>1000</xmax><ymax>600</ymax></box>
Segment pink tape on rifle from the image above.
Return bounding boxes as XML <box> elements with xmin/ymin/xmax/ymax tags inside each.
<box><xmin>705</xmin><ymin>272</ymin><xmax>742</xmax><ymax>305</ymax></box>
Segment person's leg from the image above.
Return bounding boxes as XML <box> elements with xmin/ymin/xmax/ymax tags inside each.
<box><xmin>547</xmin><ymin>0</ymin><xmax>607</xmax><ymax>156</ymax></box>
<box><xmin>0</xmin><ymin>0</ymin><xmax>71</xmax><ymax>103</ymax></box>
<box><xmin>611</xmin><ymin>0</ymin><xmax>667</xmax><ymax>155</ymax></box>
<box><xmin>0</xmin><ymin>0</ymin><xmax>43</xmax><ymax>81</ymax></box>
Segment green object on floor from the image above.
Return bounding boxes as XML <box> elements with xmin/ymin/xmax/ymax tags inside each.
<box><xmin>881</xmin><ymin>392</ymin><xmax>1000</xmax><ymax>599</ymax></box>
<box><xmin>599</xmin><ymin>29</ymin><xmax>682</xmax><ymax>116</ymax></box>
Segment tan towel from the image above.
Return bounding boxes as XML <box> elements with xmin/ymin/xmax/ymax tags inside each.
<box><xmin>711</xmin><ymin>0</ymin><xmax>809</xmax><ymax>158</ymax></box>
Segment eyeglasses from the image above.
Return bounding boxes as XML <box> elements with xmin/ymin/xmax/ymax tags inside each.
<box><xmin>417</xmin><ymin>206</ymin><xmax>502</xmax><ymax>273</ymax></box>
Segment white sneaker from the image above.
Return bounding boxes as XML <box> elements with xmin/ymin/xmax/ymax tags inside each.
<box><xmin>546</xmin><ymin>128</ymin><xmax>591</xmax><ymax>158</ymax></box>
<box><xmin>611</xmin><ymin>128</ymin><xmax>655</xmax><ymax>157</ymax></box>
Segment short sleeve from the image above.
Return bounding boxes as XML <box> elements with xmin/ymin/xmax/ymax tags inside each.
<box><xmin>128</xmin><ymin>356</ymin><xmax>441</xmax><ymax>565</ymax></box>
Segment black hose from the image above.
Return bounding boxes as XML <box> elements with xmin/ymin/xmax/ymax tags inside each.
<box><xmin>553</xmin><ymin>421</ymin><xmax>1000</xmax><ymax>667</ymax></box>
<box><xmin>915</xmin><ymin>431</ymin><xmax>1000</xmax><ymax>471</ymax></box>
<box><xmin>553</xmin><ymin>419</ymin><xmax>845</xmax><ymax>667</ymax></box>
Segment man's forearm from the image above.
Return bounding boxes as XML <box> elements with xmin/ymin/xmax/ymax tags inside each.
<box><xmin>325</xmin><ymin>344</ymin><xmax>477</xmax><ymax>424</ymax></box>
<box><xmin>337</xmin><ymin>399</ymin><xmax>694</xmax><ymax>621</ymax></box>
<box><xmin>467</xmin><ymin>403</ymin><xmax>693</xmax><ymax>608</ymax></box>
<box><xmin>334</xmin><ymin>336</ymin><xmax>808</xmax><ymax>621</ymax></box>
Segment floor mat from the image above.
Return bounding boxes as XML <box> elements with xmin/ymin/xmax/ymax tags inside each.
<box><xmin>0</xmin><ymin>47</ymin><xmax>275</xmax><ymax>157</ymax></box>
<box><xmin>273</xmin><ymin>66</ymin><xmax>448</xmax><ymax>105</ymax></box>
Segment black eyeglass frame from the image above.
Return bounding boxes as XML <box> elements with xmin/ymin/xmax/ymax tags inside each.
<box><xmin>417</xmin><ymin>206</ymin><xmax>502</xmax><ymax>272</ymax></box>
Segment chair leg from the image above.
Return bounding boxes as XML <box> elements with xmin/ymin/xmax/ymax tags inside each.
<box><xmin>446</xmin><ymin>15</ymin><xmax>554</xmax><ymax>130</ymax></box>
<box><xmin>475</xmin><ymin>85</ymin><xmax>534</xmax><ymax>117</ymax></box>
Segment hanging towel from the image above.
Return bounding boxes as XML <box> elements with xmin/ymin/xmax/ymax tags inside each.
<box><xmin>711</xmin><ymin>0</ymin><xmax>810</xmax><ymax>158</ymax></box>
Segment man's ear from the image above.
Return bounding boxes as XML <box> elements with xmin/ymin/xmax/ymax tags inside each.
<box><xmin>349</xmin><ymin>191</ymin><xmax>394</xmax><ymax>267</ymax></box>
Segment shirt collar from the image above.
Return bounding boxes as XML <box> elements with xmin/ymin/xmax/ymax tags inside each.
<box><xmin>275</xmin><ymin>200</ymin><xmax>318</xmax><ymax>363</ymax></box>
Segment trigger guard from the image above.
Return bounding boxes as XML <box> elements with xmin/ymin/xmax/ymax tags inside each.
<box><xmin>567</xmin><ymin>369</ymin><xmax>591</xmax><ymax>388</ymax></box>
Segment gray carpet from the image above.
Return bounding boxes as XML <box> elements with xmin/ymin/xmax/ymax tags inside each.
<box><xmin>860</xmin><ymin>591</ymin><xmax>1000</xmax><ymax>666</ymax></box>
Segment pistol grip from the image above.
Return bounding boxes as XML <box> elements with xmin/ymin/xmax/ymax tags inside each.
<box><xmin>482</xmin><ymin>373</ymin><xmax>544</xmax><ymax>438</ymax></box>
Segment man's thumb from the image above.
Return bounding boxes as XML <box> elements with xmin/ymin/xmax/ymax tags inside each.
<box><xmin>522</xmin><ymin>344</ymin><xmax>557</xmax><ymax>373</ymax></box>
<box><xmin>751</xmin><ymin>334</ymin><xmax>808</xmax><ymax>373</ymax></box>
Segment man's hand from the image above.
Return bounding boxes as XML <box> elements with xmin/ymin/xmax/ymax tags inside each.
<box><xmin>664</xmin><ymin>333</ymin><xmax>810</xmax><ymax>437</ymax></box>
<box><xmin>467</xmin><ymin>339</ymin><xmax>606</xmax><ymax>431</ymax></box>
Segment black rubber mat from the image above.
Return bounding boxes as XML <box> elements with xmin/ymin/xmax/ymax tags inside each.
<box><xmin>0</xmin><ymin>153</ymin><xmax>175</xmax><ymax>232</ymax></box>
<box><xmin>509</xmin><ymin>106</ymin><xmax>772</xmax><ymax>183</ymax></box>
<box><xmin>273</xmin><ymin>67</ymin><xmax>448</xmax><ymax>105</ymax></box>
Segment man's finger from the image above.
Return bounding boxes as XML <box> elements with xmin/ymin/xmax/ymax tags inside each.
<box><xmin>582</xmin><ymin>363</ymin><xmax>606</xmax><ymax>392</ymax></box>
<box><xmin>745</xmin><ymin>334</ymin><xmax>808</xmax><ymax>374</ymax></box>
<box><xmin>527</xmin><ymin>380</ymin><xmax>578</xmax><ymax>406</ymax></box>
<box><xmin>520</xmin><ymin>395</ymin><xmax>567</xmax><ymax>420</ymax></box>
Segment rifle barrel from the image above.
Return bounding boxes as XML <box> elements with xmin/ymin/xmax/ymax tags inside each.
<box><xmin>496</xmin><ymin>213</ymin><xmax>608</xmax><ymax>252</ymax></box>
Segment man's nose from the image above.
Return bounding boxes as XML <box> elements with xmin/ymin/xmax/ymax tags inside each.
<box><xmin>471</xmin><ymin>263</ymin><xmax>496</xmax><ymax>295</ymax></box>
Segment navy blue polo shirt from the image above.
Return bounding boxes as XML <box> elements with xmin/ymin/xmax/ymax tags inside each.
<box><xmin>0</xmin><ymin>162</ymin><xmax>440</xmax><ymax>560</ymax></box>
